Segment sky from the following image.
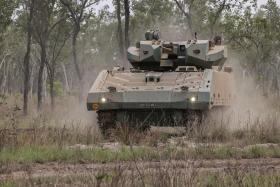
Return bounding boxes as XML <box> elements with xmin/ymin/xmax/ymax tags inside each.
<box><xmin>95</xmin><ymin>0</ymin><xmax>113</xmax><ymax>12</ymax></box>
<box><xmin>95</xmin><ymin>0</ymin><xmax>280</xmax><ymax>12</ymax></box>
<box><xmin>258</xmin><ymin>0</ymin><xmax>280</xmax><ymax>6</ymax></box>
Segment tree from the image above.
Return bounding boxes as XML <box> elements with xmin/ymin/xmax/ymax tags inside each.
<box><xmin>208</xmin><ymin>0</ymin><xmax>228</xmax><ymax>38</ymax></box>
<box><xmin>130</xmin><ymin>0</ymin><xmax>174</xmax><ymax>40</ymax></box>
<box><xmin>174</xmin><ymin>0</ymin><xmax>256</xmax><ymax>38</ymax></box>
<box><xmin>115</xmin><ymin>0</ymin><xmax>124</xmax><ymax>61</ymax></box>
<box><xmin>207</xmin><ymin>0</ymin><xmax>257</xmax><ymax>38</ymax></box>
<box><xmin>0</xmin><ymin>0</ymin><xmax>18</xmax><ymax>95</ymax></box>
<box><xmin>0</xmin><ymin>0</ymin><xmax>17</xmax><ymax>35</ymax></box>
<box><xmin>60</xmin><ymin>0</ymin><xmax>99</xmax><ymax>100</ymax></box>
<box><xmin>33</xmin><ymin>0</ymin><xmax>50</xmax><ymax>110</ymax></box>
<box><xmin>173</xmin><ymin>0</ymin><xmax>195</xmax><ymax>36</ymax></box>
<box><xmin>23</xmin><ymin>0</ymin><xmax>35</xmax><ymax>115</ymax></box>
<box><xmin>46</xmin><ymin>14</ymin><xmax>70</xmax><ymax>108</ymax></box>
<box><xmin>224</xmin><ymin>0</ymin><xmax>280</xmax><ymax>95</ymax></box>
<box><xmin>33</xmin><ymin>0</ymin><xmax>66</xmax><ymax>110</ymax></box>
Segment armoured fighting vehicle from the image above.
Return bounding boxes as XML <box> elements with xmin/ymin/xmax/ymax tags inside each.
<box><xmin>87</xmin><ymin>30</ymin><xmax>235</xmax><ymax>134</ymax></box>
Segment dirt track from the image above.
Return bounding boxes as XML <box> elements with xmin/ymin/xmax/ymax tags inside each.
<box><xmin>1</xmin><ymin>158</ymin><xmax>280</xmax><ymax>180</ymax></box>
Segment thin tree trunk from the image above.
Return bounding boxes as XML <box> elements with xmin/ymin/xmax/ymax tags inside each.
<box><xmin>61</xmin><ymin>63</ymin><xmax>69</xmax><ymax>93</ymax></box>
<box><xmin>174</xmin><ymin>0</ymin><xmax>193</xmax><ymax>36</ymax></box>
<box><xmin>124</xmin><ymin>0</ymin><xmax>130</xmax><ymax>49</ymax></box>
<box><xmin>23</xmin><ymin>0</ymin><xmax>34</xmax><ymax>115</ymax></box>
<box><xmin>1</xmin><ymin>61</ymin><xmax>7</xmax><ymax>94</ymax></box>
<box><xmin>43</xmin><ymin>68</ymin><xmax>48</xmax><ymax>98</ymax></box>
<box><xmin>69</xmin><ymin>71</ymin><xmax>73</xmax><ymax>90</ymax></box>
<box><xmin>37</xmin><ymin>45</ymin><xmax>46</xmax><ymax>111</ymax></box>
<box><xmin>0</xmin><ymin>55</ymin><xmax>8</xmax><ymax>71</ymax></box>
<box><xmin>49</xmin><ymin>71</ymin><xmax>55</xmax><ymax>109</ymax></box>
<box><xmin>6</xmin><ymin>61</ymin><xmax>10</xmax><ymax>94</ymax></box>
<box><xmin>209</xmin><ymin>0</ymin><xmax>226</xmax><ymax>39</ymax></box>
<box><xmin>72</xmin><ymin>30</ymin><xmax>82</xmax><ymax>81</ymax></box>
<box><xmin>30</xmin><ymin>63</ymin><xmax>34</xmax><ymax>100</ymax></box>
<box><xmin>116</xmin><ymin>0</ymin><xmax>124</xmax><ymax>60</ymax></box>
<box><xmin>72</xmin><ymin>29</ymin><xmax>83</xmax><ymax>101</ymax></box>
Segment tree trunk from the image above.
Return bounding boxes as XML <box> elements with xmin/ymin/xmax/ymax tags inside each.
<box><xmin>174</xmin><ymin>0</ymin><xmax>193</xmax><ymax>36</ymax></box>
<box><xmin>1</xmin><ymin>60</ymin><xmax>7</xmax><ymax>94</ymax></box>
<box><xmin>6</xmin><ymin>61</ymin><xmax>10</xmax><ymax>94</ymax></box>
<box><xmin>44</xmin><ymin>68</ymin><xmax>47</xmax><ymax>98</ymax></box>
<box><xmin>30</xmin><ymin>63</ymin><xmax>34</xmax><ymax>100</ymax></box>
<box><xmin>209</xmin><ymin>0</ymin><xmax>227</xmax><ymax>39</ymax></box>
<box><xmin>186</xmin><ymin>15</ymin><xmax>193</xmax><ymax>37</ymax></box>
<box><xmin>23</xmin><ymin>0</ymin><xmax>34</xmax><ymax>115</ymax></box>
<box><xmin>49</xmin><ymin>71</ymin><xmax>55</xmax><ymax>109</ymax></box>
<box><xmin>48</xmin><ymin>58</ymin><xmax>55</xmax><ymax>109</ymax></box>
<box><xmin>116</xmin><ymin>0</ymin><xmax>124</xmax><ymax>60</ymax></box>
<box><xmin>37</xmin><ymin>45</ymin><xmax>46</xmax><ymax>111</ymax></box>
<box><xmin>124</xmin><ymin>0</ymin><xmax>130</xmax><ymax>49</ymax></box>
<box><xmin>72</xmin><ymin>30</ymin><xmax>82</xmax><ymax>81</ymax></box>
<box><xmin>61</xmin><ymin>63</ymin><xmax>69</xmax><ymax>93</ymax></box>
<box><xmin>72</xmin><ymin>28</ymin><xmax>83</xmax><ymax>101</ymax></box>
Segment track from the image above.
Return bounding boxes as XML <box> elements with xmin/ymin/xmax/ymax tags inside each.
<box><xmin>97</xmin><ymin>110</ymin><xmax>203</xmax><ymax>135</ymax></box>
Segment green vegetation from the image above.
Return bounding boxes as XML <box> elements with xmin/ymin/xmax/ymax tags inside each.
<box><xmin>0</xmin><ymin>144</ymin><xmax>279</xmax><ymax>165</ymax></box>
<box><xmin>0</xmin><ymin>145</ymin><xmax>156</xmax><ymax>164</ymax></box>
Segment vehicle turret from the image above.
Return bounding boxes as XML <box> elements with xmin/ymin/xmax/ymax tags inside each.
<box><xmin>127</xmin><ymin>30</ymin><xmax>227</xmax><ymax>71</ymax></box>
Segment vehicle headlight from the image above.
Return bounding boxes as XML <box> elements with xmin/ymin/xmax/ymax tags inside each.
<box><xmin>190</xmin><ymin>96</ymin><xmax>196</xmax><ymax>103</ymax></box>
<box><xmin>101</xmin><ymin>97</ymin><xmax>107</xmax><ymax>103</ymax></box>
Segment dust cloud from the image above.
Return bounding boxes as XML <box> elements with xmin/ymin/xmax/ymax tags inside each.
<box><xmin>154</xmin><ymin>23</ymin><xmax>278</xmax><ymax>129</ymax></box>
<box><xmin>57</xmin><ymin>23</ymin><xmax>278</xmax><ymax>130</ymax></box>
<box><xmin>211</xmin><ymin>53</ymin><xmax>279</xmax><ymax>130</ymax></box>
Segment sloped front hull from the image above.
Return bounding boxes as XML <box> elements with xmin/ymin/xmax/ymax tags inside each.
<box><xmin>87</xmin><ymin>91</ymin><xmax>210</xmax><ymax>111</ymax></box>
<box><xmin>86</xmin><ymin>69</ymin><xmax>234</xmax><ymax>112</ymax></box>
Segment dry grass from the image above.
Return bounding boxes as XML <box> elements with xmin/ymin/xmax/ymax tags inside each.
<box><xmin>0</xmin><ymin>102</ymin><xmax>280</xmax><ymax>155</ymax></box>
<box><xmin>0</xmin><ymin>120</ymin><xmax>101</xmax><ymax>148</ymax></box>
<box><xmin>1</xmin><ymin>95</ymin><xmax>280</xmax><ymax>185</ymax></box>
<box><xmin>185</xmin><ymin>112</ymin><xmax>280</xmax><ymax>146</ymax></box>
<box><xmin>1</xmin><ymin>164</ymin><xmax>279</xmax><ymax>187</ymax></box>
<box><xmin>1</xmin><ymin>95</ymin><xmax>280</xmax><ymax>147</ymax></box>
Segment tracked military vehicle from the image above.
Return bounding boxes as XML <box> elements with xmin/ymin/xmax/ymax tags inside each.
<box><xmin>87</xmin><ymin>30</ymin><xmax>235</xmax><ymax>134</ymax></box>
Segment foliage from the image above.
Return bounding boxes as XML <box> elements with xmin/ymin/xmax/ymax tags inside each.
<box><xmin>224</xmin><ymin>0</ymin><xmax>280</xmax><ymax>93</ymax></box>
<box><xmin>47</xmin><ymin>81</ymin><xmax>63</xmax><ymax>96</ymax></box>
<box><xmin>0</xmin><ymin>0</ymin><xmax>18</xmax><ymax>34</ymax></box>
<box><xmin>130</xmin><ymin>0</ymin><xmax>175</xmax><ymax>40</ymax></box>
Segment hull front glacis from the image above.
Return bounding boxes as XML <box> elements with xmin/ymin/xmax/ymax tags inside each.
<box><xmin>86</xmin><ymin>68</ymin><xmax>234</xmax><ymax>112</ymax></box>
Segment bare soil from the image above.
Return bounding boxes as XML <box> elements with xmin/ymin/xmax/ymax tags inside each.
<box><xmin>1</xmin><ymin>158</ymin><xmax>280</xmax><ymax>180</ymax></box>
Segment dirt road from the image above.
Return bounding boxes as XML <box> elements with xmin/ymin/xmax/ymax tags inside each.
<box><xmin>1</xmin><ymin>158</ymin><xmax>280</xmax><ymax>180</ymax></box>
